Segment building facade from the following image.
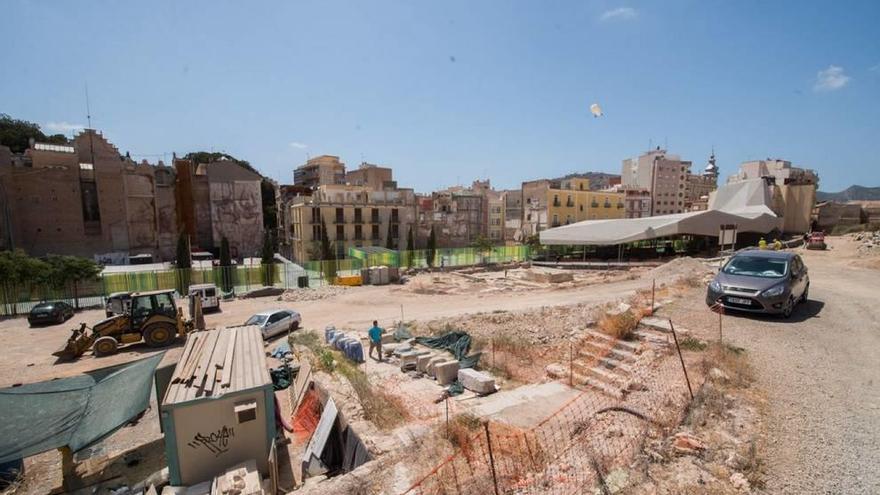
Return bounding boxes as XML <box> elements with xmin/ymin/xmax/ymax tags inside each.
<box><xmin>521</xmin><ymin>178</ymin><xmax>625</xmax><ymax>234</ymax></box>
<box><xmin>0</xmin><ymin>131</ymin><xmax>178</xmax><ymax>261</ymax></box>
<box><xmin>622</xmin><ymin>148</ymin><xmax>692</xmax><ymax>216</ymax></box>
<box><xmin>501</xmin><ymin>189</ymin><xmax>523</xmax><ymax>242</ymax></box>
<box><xmin>288</xmin><ymin>184</ymin><xmax>417</xmax><ymax>262</ymax></box>
<box><xmin>293</xmin><ymin>155</ymin><xmax>346</xmax><ymax>188</ymax></box>
<box><xmin>344</xmin><ymin>162</ymin><xmax>394</xmax><ymax>190</ymax></box>
<box><xmin>175</xmin><ymin>158</ymin><xmax>265</xmax><ymax>258</ymax></box>
<box><xmin>727</xmin><ymin>159</ymin><xmax>818</xmax><ymax>233</ymax></box>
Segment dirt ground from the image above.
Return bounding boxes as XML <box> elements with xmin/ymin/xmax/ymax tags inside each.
<box><xmin>656</xmin><ymin>236</ymin><xmax>880</xmax><ymax>494</ymax></box>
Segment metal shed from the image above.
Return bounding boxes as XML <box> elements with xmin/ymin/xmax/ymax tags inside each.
<box><xmin>161</xmin><ymin>326</ymin><xmax>276</xmax><ymax>486</ymax></box>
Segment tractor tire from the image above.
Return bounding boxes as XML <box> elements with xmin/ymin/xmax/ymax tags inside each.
<box><xmin>143</xmin><ymin>323</ymin><xmax>176</xmax><ymax>348</ymax></box>
<box><xmin>94</xmin><ymin>336</ymin><xmax>119</xmax><ymax>357</ymax></box>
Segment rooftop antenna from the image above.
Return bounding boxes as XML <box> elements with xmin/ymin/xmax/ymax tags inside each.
<box><xmin>85</xmin><ymin>83</ymin><xmax>96</xmax><ymax>165</ymax></box>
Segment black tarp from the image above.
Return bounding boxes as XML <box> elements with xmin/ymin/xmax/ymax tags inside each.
<box><xmin>415</xmin><ymin>331</ymin><xmax>481</xmax><ymax>368</ymax></box>
<box><xmin>0</xmin><ymin>353</ymin><xmax>164</xmax><ymax>463</ymax></box>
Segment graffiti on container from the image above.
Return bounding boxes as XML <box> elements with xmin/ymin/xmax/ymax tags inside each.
<box><xmin>187</xmin><ymin>425</ymin><xmax>235</xmax><ymax>456</ymax></box>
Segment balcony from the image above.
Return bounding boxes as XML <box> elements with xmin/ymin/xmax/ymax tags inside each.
<box><xmin>590</xmin><ymin>201</ymin><xmax>599</xmax><ymax>208</ymax></box>
<box><xmin>552</xmin><ymin>199</ymin><xmax>561</xmax><ymax>207</ymax></box>
<box><xmin>566</xmin><ymin>199</ymin><xmax>574</xmax><ymax>207</ymax></box>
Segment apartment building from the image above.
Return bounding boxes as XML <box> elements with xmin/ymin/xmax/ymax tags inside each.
<box><xmin>0</xmin><ymin>130</ymin><xmax>178</xmax><ymax>261</ymax></box>
<box><xmin>417</xmin><ymin>187</ymin><xmax>486</xmax><ymax>248</ymax></box>
<box><xmin>345</xmin><ymin>162</ymin><xmax>395</xmax><ymax>190</ymax></box>
<box><xmin>622</xmin><ymin>148</ymin><xmax>694</xmax><ymax>216</ymax></box>
<box><xmin>521</xmin><ymin>177</ymin><xmax>625</xmax><ymax>234</ymax></box>
<box><xmin>501</xmin><ymin>189</ymin><xmax>523</xmax><ymax>242</ymax></box>
<box><xmin>288</xmin><ymin>184</ymin><xmax>417</xmax><ymax>262</ymax></box>
<box><xmin>293</xmin><ymin>155</ymin><xmax>346</xmax><ymax>188</ymax></box>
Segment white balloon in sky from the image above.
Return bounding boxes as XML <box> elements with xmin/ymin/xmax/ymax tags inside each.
<box><xmin>590</xmin><ymin>103</ymin><xmax>603</xmax><ymax>118</ymax></box>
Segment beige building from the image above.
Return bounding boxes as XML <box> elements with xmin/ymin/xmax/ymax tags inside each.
<box><xmin>623</xmin><ymin>188</ymin><xmax>652</xmax><ymax>218</ymax></box>
<box><xmin>727</xmin><ymin>159</ymin><xmax>818</xmax><ymax>233</ymax></box>
<box><xmin>418</xmin><ymin>187</ymin><xmax>486</xmax><ymax>248</ymax></box>
<box><xmin>345</xmin><ymin>162</ymin><xmax>394</xmax><ymax>190</ymax></box>
<box><xmin>622</xmin><ymin>148</ymin><xmax>692</xmax><ymax>216</ymax></box>
<box><xmin>501</xmin><ymin>189</ymin><xmax>523</xmax><ymax>242</ymax></box>
<box><xmin>521</xmin><ymin>178</ymin><xmax>625</xmax><ymax>234</ymax></box>
<box><xmin>0</xmin><ymin>131</ymin><xmax>178</xmax><ymax>261</ymax></box>
<box><xmin>293</xmin><ymin>155</ymin><xmax>346</xmax><ymax>188</ymax></box>
<box><xmin>288</xmin><ymin>184</ymin><xmax>417</xmax><ymax>262</ymax></box>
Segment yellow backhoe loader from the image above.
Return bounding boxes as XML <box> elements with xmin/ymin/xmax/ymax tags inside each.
<box><xmin>54</xmin><ymin>289</ymin><xmax>194</xmax><ymax>360</ymax></box>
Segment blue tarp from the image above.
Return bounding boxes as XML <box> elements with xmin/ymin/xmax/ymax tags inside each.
<box><xmin>0</xmin><ymin>353</ymin><xmax>164</xmax><ymax>463</ymax></box>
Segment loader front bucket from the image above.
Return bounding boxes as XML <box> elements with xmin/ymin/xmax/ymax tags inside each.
<box><xmin>52</xmin><ymin>324</ymin><xmax>94</xmax><ymax>360</ymax></box>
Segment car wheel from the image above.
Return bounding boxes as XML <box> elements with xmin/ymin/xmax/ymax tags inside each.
<box><xmin>781</xmin><ymin>296</ymin><xmax>795</xmax><ymax>319</ymax></box>
<box><xmin>291</xmin><ymin>321</ymin><xmax>300</xmax><ymax>331</ymax></box>
<box><xmin>56</xmin><ymin>313</ymin><xmax>65</xmax><ymax>324</ymax></box>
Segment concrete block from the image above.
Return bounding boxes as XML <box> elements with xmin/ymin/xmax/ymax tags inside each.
<box><xmin>434</xmin><ymin>360</ymin><xmax>460</xmax><ymax>385</ymax></box>
<box><xmin>381</xmin><ymin>333</ymin><xmax>395</xmax><ymax>345</ymax></box>
<box><xmin>426</xmin><ymin>356</ymin><xmax>448</xmax><ymax>377</ymax></box>
<box><xmin>417</xmin><ymin>354</ymin><xmax>437</xmax><ymax>373</ymax></box>
<box><xmin>458</xmin><ymin>368</ymin><xmax>496</xmax><ymax>394</ymax></box>
<box><xmin>399</xmin><ymin>351</ymin><xmax>421</xmax><ymax>371</ymax></box>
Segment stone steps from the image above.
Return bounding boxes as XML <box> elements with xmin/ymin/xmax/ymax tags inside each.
<box><xmin>576</xmin><ymin>349</ymin><xmax>634</xmax><ymax>374</ymax></box>
<box><xmin>572</xmin><ymin>360</ymin><xmax>628</xmax><ymax>386</ymax></box>
<box><xmin>579</xmin><ymin>340</ymin><xmax>638</xmax><ymax>362</ymax></box>
<box><xmin>583</xmin><ymin>329</ymin><xmax>641</xmax><ymax>353</ymax></box>
<box><xmin>573</xmin><ymin>373</ymin><xmax>626</xmax><ymax>400</ymax></box>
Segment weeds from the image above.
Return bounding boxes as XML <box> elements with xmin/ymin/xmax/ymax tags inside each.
<box><xmin>335</xmin><ymin>355</ymin><xmax>409</xmax><ymax>430</ymax></box>
<box><xmin>597</xmin><ymin>308</ymin><xmax>638</xmax><ymax>340</ymax></box>
<box><xmin>740</xmin><ymin>440</ymin><xmax>766</xmax><ymax>488</ymax></box>
<box><xmin>679</xmin><ymin>336</ymin><xmax>708</xmax><ymax>351</ymax></box>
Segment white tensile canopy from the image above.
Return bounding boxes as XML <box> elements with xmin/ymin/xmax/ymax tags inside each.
<box><xmin>540</xmin><ymin>179</ymin><xmax>781</xmax><ymax>246</ymax></box>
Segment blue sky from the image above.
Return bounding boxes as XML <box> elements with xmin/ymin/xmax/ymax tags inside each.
<box><xmin>2</xmin><ymin>1</ymin><xmax>878</xmax><ymax>192</ymax></box>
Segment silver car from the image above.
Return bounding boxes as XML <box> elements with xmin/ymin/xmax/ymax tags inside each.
<box><xmin>245</xmin><ymin>309</ymin><xmax>302</xmax><ymax>339</ymax></box>
<box><xmin>706</xmin><ymin>250</ymin><xmax>809</xmax><ymax>318</ymax></box>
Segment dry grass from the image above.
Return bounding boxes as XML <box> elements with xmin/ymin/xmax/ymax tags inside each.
<box><xmin>679</xmin><ymin>336</ymin><xmax>708</xmax><ymax>352</ymax></box>
<box><xmin>704</xmin><ymin>342</ymin><xmax>754</xmax><ymax>388</ymax></box>
<box><xmin>597</xmin><ymin>308</ymin><xmax>639</xmax><ymax>340</ymax></box>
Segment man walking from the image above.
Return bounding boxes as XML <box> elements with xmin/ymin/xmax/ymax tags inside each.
<box><xmin>368</xmin><ymin>320</ymin><xmax>384</xmax><ymax>362</ymax></box>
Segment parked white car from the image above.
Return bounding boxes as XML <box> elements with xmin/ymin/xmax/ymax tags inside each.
<box><xmin>245</xmin><ymin>309</ymin><xmax>301</xmax><ymax>339</ymax></box>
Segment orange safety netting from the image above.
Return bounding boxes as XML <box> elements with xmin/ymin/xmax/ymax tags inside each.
<box><xmin>292</xmin><ymin>389</ymin><xmax>321</xmax><ymax>445</ymax></box>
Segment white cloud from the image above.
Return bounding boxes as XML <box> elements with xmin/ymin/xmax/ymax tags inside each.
<box><xmin>289</xmin><ymin>142</ymin><xmax>308</xmax><ymax>149</ymax></box>
<box><xmin>44</xmin><ymin>121</ymin><xmax>85</xmax><ymax>134</ymax></box>
<box><xmin>600</xmin><ymin>7</ymin><xmax>637</xmax><ymax>22</ymax></box>
<box><xmin>869</xmin><ymin>63</ymin><xmax>880</xmax><ymax>72</ymax></box>
<box><xmin>813</xmin><ymin>65</ymin><xmax>850</xmax><ymax>92</ymax></box>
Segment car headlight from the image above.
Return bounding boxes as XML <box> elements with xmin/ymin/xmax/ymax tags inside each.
<box><xmin>709</xmin><ymin>280</ymin><xmax>722</xmax><ymax>292</ymax></box>
<box><xmin>762</xmin><ymin>284</ymin><xmax>786</xmax><ymax>297</ymax></box>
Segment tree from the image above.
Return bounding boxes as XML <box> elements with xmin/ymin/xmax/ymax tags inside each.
<box><xmin>260</xmin><ymin>179</ymin><xmax>278</xmax><ymax>250</ymax></box>
<box><xmin>385</xmin><ymin>220</ymin><xmax>395</xmax><ymax>250</ymax></box>
<box><xmin>405</xmin><ymin>226</ymin><xmax>415</xmax><ymax>268</ymax></box>
<box><xmin>46</xmin><ymin>256</ymin><xmax>102</xmax><ymax>309</ymax></box>
<box><xmin>0</xmin><ymin>114</ymin><xmax>69</xmax><ymax>154</ymax></box>
<box><xmin>219</xmin><ymin>236</ymin><xmax>232</xmax><ymax>292</ymax></box>
<box><xmin>470</xmin><ymin>235</ymin><xmax>494</xmax><ymax>265</ymax></box>
<box><xmin>260</xmin><ymin>231</ymin><xmax>275</xmax><ymax>286</ymax></box>
<box><xmin>0</xmin><ymin>250</ymin><xmax>51</xmax><ymax>315</ymax></box>
<box><xmin>427</xmin><ymin>226</ymin><xmax>437</xmax><ymax>269</ymax></box>
<box><xmin>176</xmin><ymin>232</ymin><xmax>191</xmax><ymax>269</ymax></box>
<box><xmin>183</xmin><ymin>151</ymin><xmax>258</xmax><ymax>175</ymax></box>
<box><xmin>317</xmin><ymin>215</ymin><xmax>336</xmax><ymax>282</ymax></box>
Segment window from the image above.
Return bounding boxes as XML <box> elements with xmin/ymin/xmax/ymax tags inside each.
<box><xmin>312</xmin><ymin>225</ymin><xmax>322</xmax><ymax>239</ymax></box>
<box><xmin>336</xmin><ymin>224</ymin><xmax>345</xmax><ymax>240</ymax></box>
<box><xmin>235</xmin><ymin>400</ymin><xmax>257</xmax><ymax>424</ymax></box>
<box><xmin>579</xmin><ymin>205</ymin><xmax>583</xmax><ymax>211</ymax></box>
<box><xmin>335</xmin><ymin>207</ymin><xmax>344</xmax><ymax>223</ymax></box>
<box><xmin>371</xmin><ymin>208</ymin><xmax>380</xmax><ymax>223</ymax></box>
<box><xmin>371</xmin><ymin>224</ymin><xmax>380</xmax><ymax>239</ymax></box>
<box><xmin>391</xmin><ymin>224</ymin><xmax>399</xmax><ymax>239</ymax></box>
<box><xmin>355</xmin><ymin>224</ymin><xmax>363</xmax><ymax>240</ymax></box>
<box><xmin>311</xmin><ymin>208</ymin><xmax>321</xmax><ymax>223</ymax></box>
<box><xmin>391</xmin><ymin>208</ymin><xmax>399</xmax><ymax>222</ymax></box>
<box><xmin>354</xmin><ymin>208</ymin><xmax>362</xmax><ymax>223</ymax></box>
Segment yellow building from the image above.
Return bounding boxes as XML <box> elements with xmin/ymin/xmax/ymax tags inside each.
<box><xmin>546</xmin><ymin>179</ymin><xmax>625</xmax><ymax>227</ymax></box>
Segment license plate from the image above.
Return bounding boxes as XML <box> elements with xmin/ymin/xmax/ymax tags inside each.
<box><xmin>728</xmin><ymin>297</ymin><xmax>752</xmax><ymax>305</ymax></box>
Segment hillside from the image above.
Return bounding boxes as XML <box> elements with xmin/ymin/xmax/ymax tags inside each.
<box><xmin>817</xmin><ymin>185</ymin><xmax>880</xmax><ymax>202</ymax></box>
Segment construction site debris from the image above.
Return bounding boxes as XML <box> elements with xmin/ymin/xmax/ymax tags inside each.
<box><xmin>853</xmin><ymin>230</ymin><xmax>880</xmax><ymax>254</ymax></box>
<box><xmin>457</xmin><ymin>368</ymin><xmax>496</xmax><ymax>394</ymax></box>
<box><xmin>435</xmin><ymin>361</ymin><xmax>460</xmax><ymax>385</ymax></box>
<box><xmin>241</xmin><ymin>286</ymin><xmax>285</xmax><ymax>299</ymax></box>
<box><xmin>211</xmin><ymin>459</ymin><xmax>263</xmax><ymax>495</ymax></box>
<box><xmin>672</xmin><ymin>432</ymin><xmax>706</xmax><ymax>456</ymax></box>
<box><xmin>280</xmin><ymin>286</ymin><xmax>351</xmax><ymax>302</ymax></box>
<box><xmin>643</xmin><ymin>257</ymin><xmax>716</xmax><ymax>285</ymax></box>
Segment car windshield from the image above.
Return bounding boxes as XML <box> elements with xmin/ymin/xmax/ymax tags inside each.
<box><xmin>245</xmin><ymin>314</ymin><xmax>268</xmax><ymax>326</ymax></box>
<box><xmin>722</xmin><ymin>256</ymin><xmax>788</xmax><ymax>278</ymax></box>
<box><xmin>35</xmin><ymin>303</ymin><xmax>53</xmax><ymax>310</ymax></box>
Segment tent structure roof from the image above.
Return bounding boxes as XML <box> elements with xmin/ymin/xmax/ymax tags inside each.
<box><xmin>540</xmin><ymin>179</ymin><xmax>782</xmax><ymax>246</ymax></box>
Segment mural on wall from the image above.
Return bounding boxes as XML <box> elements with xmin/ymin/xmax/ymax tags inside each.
<box><xmin>187</xmin><ymin>425</ymin><xmax>235</xmax><ymax>457</ymax></box>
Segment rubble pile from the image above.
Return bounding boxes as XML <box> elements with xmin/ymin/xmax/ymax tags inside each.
<box><xmin>853</xmin><ymin>230</ymin><xmax>880</xmax><ymax>254</ymax></box>
<box><xmin>643</xmin><ymin>257</ymin><xmax>716</xmax><ymax>286</ymax></box>
<box><xmin>279</xmin><ymin>285</ymin><xmax>351</xmax><ymax>302</ymax></box>
<box><xmin>397</xmin><ymin>268</ymin><xmax>637</xmax><ymax>296</ymax></box>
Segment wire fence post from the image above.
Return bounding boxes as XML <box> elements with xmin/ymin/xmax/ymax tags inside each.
<box><xmin>718</xmin><ymin>306</ymin><xmax>723</xmax><ymax>345</ymax></box>
<box><xmin>445</xmin><ymin>396</ymin><xmax>450</xmax><ymax>440</ymax></box>
<box><xmin>651</xmin><ymin>278</ymin><xmax>656</xmax><ymax>315</ymax></box>
<box><xmin>569</xmin><ymin>340</ymin><xmax>574</xmax><ymax>387</ymax></box>
<box><xmin>483</xmin><ymin>421</ymin><xmax>500</xmax><ymax>495</ymax></box>
<box><xmin>668</xmin><ymin>319</ymin><xmax>694</xmax><ymax>400</ymax></box>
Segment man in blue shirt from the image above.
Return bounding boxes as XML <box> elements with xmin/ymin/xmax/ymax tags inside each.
<box><xmin>368</xmin><ymin>320</ymin><xmax>384</xmax><ymax>361</ymax></box>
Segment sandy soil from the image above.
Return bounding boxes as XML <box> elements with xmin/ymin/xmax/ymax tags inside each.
<box><xmin>658</xmin><ymin>236</ymin><xmax>880</xmax><ymax>494</ymax></box>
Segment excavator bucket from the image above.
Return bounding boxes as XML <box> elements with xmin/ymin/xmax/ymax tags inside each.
<box><xmin>53</xmin><ymin>324</ymin><xmax>95</xmax><ymax>360</ymax></box>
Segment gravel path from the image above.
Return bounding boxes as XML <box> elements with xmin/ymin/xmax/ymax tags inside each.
<box><xmin>669</xmin><ymin>241</ymin><xmax>880</xmax><ymax>494</ymax></box>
